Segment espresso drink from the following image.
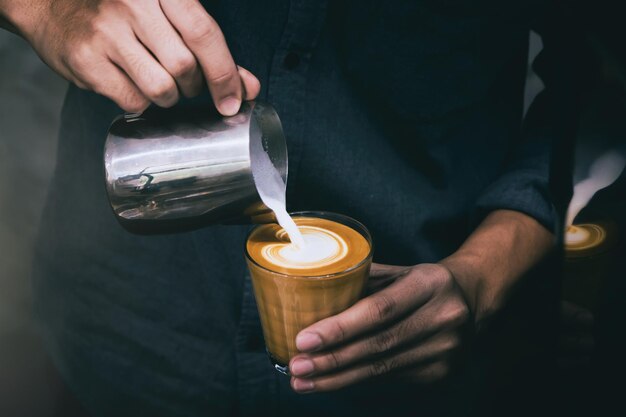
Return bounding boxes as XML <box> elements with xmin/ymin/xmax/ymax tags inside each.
<box><xmin>564</xmin><ymin>222</ymin><xmax>618</xmax><ymax>312</ymax></box>
<box><xmin>246</xmin><ymin>213</ymin><xmax>372</xmax><ymax>373</ymax></box>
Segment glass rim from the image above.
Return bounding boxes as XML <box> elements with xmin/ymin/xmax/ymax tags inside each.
<box><xmin>244</xmin><ymin>210</ymin><xmax>373</xmax><ymax>280</ymax></box>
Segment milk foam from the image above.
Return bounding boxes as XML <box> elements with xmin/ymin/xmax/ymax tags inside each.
<box><xmin>565</xmin><ymin>225</ymin><xmax>591</xmax><ymax>246</ymax></box>
<box><xmin>262</xmin><ymin>226</ymin><xmax>348</xmax><ymax>269</ymax></box>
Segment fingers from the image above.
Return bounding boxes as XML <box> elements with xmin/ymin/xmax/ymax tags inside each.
<box><xmin>104</xmin><ymin>27</ymin><xmax>179</xmax><ymax>108</ymax></box>
<box><xmin>291</xmin><ymin>295</ymin><xmax>468</xmax><ymax>378</ymax></box>
<box><xmin>296</xmin><ymin>265</ymin><xmax>439</xmax><ymax>353</ymax></box>
<box><xmin>290</xmin><ymin>334</ymin><xmax>459</xmax><ymax>393</ymax></box>
<box><xmin>290</xmin><ymin>264</ymin><xmax>470</xmax><ymax>393</ymax></box>
<box><xmin>160</xmin><ymin>0</ymin><xmax>243</xmax><ymax>115</ymax></box>
<box><xmin>130</xmin><ymin>5</ymin><xmax>203</xmax><ymax>98</ymax></box>
<box><xmin>67</xmin><ymin>50</ymin><xmax>149</xmax><ymax>113</ymax></box>
<box><xmin>54</xmin><ymin>0</ymin><xmax>258</xmax><ymax>113</ymax></box>
<box><xmin>238</xmin><ymin>66</ymin><xmax>261</xmax><ymax>100</ymax></box>
<box><xmin>290</xmin><ymin>308</ymin><xmax>442</xmax><ymax>376</ymax></box>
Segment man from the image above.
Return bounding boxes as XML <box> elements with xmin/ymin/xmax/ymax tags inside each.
<box><xmin>0</xmin><ymin>1</ymin><xmax>578</xmax><ymax>416</ymax></box>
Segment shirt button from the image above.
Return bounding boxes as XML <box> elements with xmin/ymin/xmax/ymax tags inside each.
<box><xmin>283</xmin><ymin>51</ymin><xmax>301</xmax><ymax>70</ymax></box>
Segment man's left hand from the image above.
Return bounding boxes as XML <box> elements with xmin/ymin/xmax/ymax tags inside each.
<box><xmin>289</xmin><ymin>262</ymin><xmax>471</xmax><ymax>393</ymax></box>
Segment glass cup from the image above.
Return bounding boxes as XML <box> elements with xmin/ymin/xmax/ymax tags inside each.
<box><xmin>563</xmin><ymin>221</ymin><xmax>618</xmax><ymax>313</ymax></box>
<box><xmin>245</xmin><ymin>211</ymin><xmax>373</xmax><ymax>374</ymax></box>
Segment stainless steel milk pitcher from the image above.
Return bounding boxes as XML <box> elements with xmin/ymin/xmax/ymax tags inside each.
<box><xmin>104</xmin><ymin>101</ymin><xmax>287</xmax><ymax>233</ymax></box>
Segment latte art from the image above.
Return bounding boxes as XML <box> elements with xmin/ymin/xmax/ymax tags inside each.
<box><xmin>262</xmin><ymin>226</ymin><xmax>348</xmax><ymax>269</ymax></box>
<box><xmin>565</xmin><ymin>225</ymin><xmax>593</xmax><ymax>247</ymax></box>
<box><xmin>247</xmin><ymin>216</ymin><xmax>371</xmax><ymax>277</ymax></box>
<box><xmin>565</xmin><ymin>224</ymin><xmax>606</xmax><ymax>251</ymax></box>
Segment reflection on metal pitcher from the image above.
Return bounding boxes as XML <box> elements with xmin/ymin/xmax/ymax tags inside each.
<box><xmin>104</xmin><ymin>101</ymin><xmax>287</xmax><ymax>233</ymax></box>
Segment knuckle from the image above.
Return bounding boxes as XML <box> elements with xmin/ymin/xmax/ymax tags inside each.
<box><xmin>186</xmin><ymin>17</ymin><xmax>220</xmax><ymax>44</ymax></box>
<box><xmin>207</xmin><ymin>69</ymin><xmax>238</xmax><ymax>87</ymax></box>
<box><xmin>369</xmin><ymin>294</ymin><xmax>396</xmax><ymax>322</ymax></box>
<box><xmin>435</xmin><ymin>299</ymin><xmax>470</xmax><ymax>330</ymax></box>
<box><xmin>117</xmin><ymin>0</ymin><xmax>147</xmax><ymax>18</ymax></box>
<box><xmin>91</xmin><ymin>13</ymin><xmax>124</xmax><ymax>45</ymax></box>
<box><xmin>329</xmin><ymin>320</ymin><xmax>348</xmax><ymax>344</ymax></box>
<box><xmin>434</xmin><ymin>265</ymin><xmax>455</xmax><ymax>289</ymax></box>
<box><xmin>66</xmin><ymin>44</ymin><xmax>95</xmax><ymax>72</ymax></box>
<box><xmin>457</xmin><ymin>303</ymin><xmax>470</xmax><ymax>324</ymax></box>
<box><xmin>371</xmin><ymin>330</ymin><xmax>396</xmax><ymax>353</ymax></box>
<box><xmin>145</xmin><ymin>78</ymin><xmax>177</xmax><ymax>102</ymax></box>
<box><xmin>121</xmin><ymin>99</ymin><xmax>147</xmax><ymax>114</ymax></box>
<box><xmin>91</xmin><ymin>17</ymin><xmax>111</xmax><ymax>39</ymax></box>
<box><xmin>446</xmin><ymin>301</ymin><xmax>470</xmax><ymax>327</ymax></box>
<box><xmin>123</xmin><ymin>103</ymin><xmax>146</xmax><ymax>114</ymax></box>
<box><xmin>124</xmin><ymin>52</ymin><xmax>149</xmax><ymax>75</ymax></box>
<box><xmin>368</xmin><ymin>359</ymin><xmax>391</xmax><ymax>378</ymax></box>
<box><xmin>90</xmin><ymin>82</ymin><xmax>105</xmax><ymax>96</ymax></box>
<box><xmin>324</xmin><ymin>350</ymin><xmax>343</xmax><ymax>370</ymax></box>
<box><xmin>442</xmin><ymin>334</ymin><xmax>461</xmax><ymax>353</ymax></box>
<box><xmin>118</xmin><ymin>92</ymin><xmax>148</xmax><ymax>113</ymax></box>
<box><xmin>169</xmin><ymin>54</ymin><xmax>197</xmax><ymax>79</ymax></box>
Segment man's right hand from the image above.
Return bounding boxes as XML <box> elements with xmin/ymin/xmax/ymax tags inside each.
<box><xmin>0</xmin><ymin>0</ymin><xmax>260</xmax><ymax>114</ymax></box>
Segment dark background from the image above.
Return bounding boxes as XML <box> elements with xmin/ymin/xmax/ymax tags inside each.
<box><xmin>0</xmin><ymin>13</ymin><xmax>624</xmax><ymax>416</ymax></box>
<box><xmin>0</xmin><ymin>29</ymin><xmax>543</xmax><ymax>417</ymax></box>
<box><xmin>0</xmin><ymin>31</ymin><xmax>67</xmax><ymax>416</ymax></box>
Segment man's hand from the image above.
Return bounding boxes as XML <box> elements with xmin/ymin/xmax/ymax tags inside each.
<box><xmin>289</xmin><ymin>263</ymin><xmax>471</xmax><ymax>393</ymax></box>
<box><xmin>0</xmin><ymin>0</ymin><xmax>260</xmax><ymax>114</ymax></box>
<box><xmin>290</xmin><ymin>210</ymin><xmax>554</xmax><ymax>393</ymax></box>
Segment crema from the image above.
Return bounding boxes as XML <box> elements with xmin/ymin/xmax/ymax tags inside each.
<box><xmin>247</xmin><ymin>217</ymin><xmax>370</xmax><ymax>276</ymax></box>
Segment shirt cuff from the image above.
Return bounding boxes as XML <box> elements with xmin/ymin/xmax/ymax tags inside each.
<box><xmin>472</xmin><ymin>168</ymin><xmax>558</xmax><ymax>234</ymax></box>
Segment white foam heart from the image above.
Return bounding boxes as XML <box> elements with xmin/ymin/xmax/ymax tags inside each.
<box><xmin>262</xmin><ymin>226</ymin><xmax>348</xmax><ymax>270</ymax></box>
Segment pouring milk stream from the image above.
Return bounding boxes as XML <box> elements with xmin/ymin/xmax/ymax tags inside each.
<box><xmin>251</xmin><ymin>132</ymin><xmax>347</xmax><ymax>266</ymax></box>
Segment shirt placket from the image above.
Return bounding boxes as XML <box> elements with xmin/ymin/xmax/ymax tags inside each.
<box><xmin>266</xmin><ymin>0</ymin><xmax>329</xmax><ymax>207</ymax></box>
<box><xmin>234</xmin><ymin>2</ymin><xmax>329</xmax><ymax>417</ymax></box>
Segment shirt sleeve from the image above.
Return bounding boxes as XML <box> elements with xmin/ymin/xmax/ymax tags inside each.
<box><xmin>472</xmin><ymin>4</ymin><xmax>591</xmax><ymax>234</ymax></box>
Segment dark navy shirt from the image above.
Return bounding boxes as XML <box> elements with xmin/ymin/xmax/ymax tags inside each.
<box><xmin>33</xmin><ymin>1</ymin><xmax>577</xmax><ymax>416</ymax></box>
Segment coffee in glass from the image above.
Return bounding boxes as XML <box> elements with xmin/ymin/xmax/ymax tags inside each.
<box><xmin>245</xmin><ymin>211</ymin><xmax>373</xmax><ymax>374</ymax></box>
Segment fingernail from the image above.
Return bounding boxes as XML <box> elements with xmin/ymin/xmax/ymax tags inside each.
<box><xmin>296</xmin><ymin>332</ymin><xmax>322</xmax><ymax>352</ymax></box>
<box><xmin>292</xmin><ymin>378</ymin><xmax>315</xmax><ymax>393</ymax></box>
<box><xmin>290</xmin><ymin>359</ymin><xmax>315</xmax><ymax>376</ymax></box>
<box><xmin>218</xmin><ymin>97</ymin><xmax>241</xmax><ymax>116</ymax></box>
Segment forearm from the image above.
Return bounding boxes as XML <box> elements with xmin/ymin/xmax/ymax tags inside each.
<box><xmin>441</xmin><ymin>209</ymin><xmax>555</xmax><ymax>328</ymax></box>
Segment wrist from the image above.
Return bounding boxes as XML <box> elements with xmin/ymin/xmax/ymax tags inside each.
<box><xmin>439</xmin><ymin>210</ymin><xmax>555</xmax><ymax>329</ymax></box>
<box><xmin>439</xmin><ymin>253</ymin><xmax>493</xmax><ymax>329</ymax></box>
